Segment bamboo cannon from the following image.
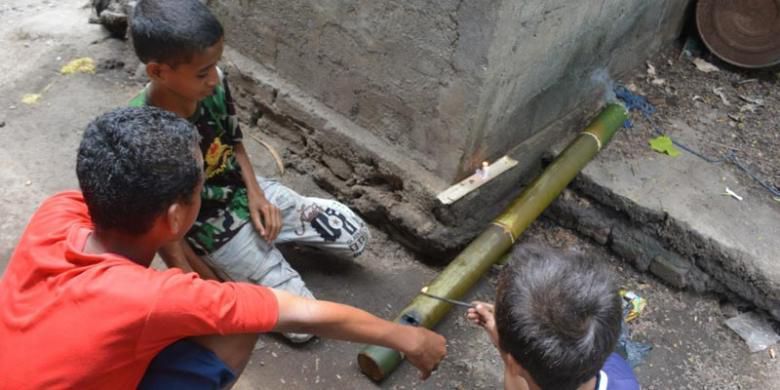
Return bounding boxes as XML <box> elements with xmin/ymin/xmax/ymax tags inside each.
<box><xmin>357</xmin><ymin>103</ymin><xmax>629</xmax><ymax>381</ymax></box>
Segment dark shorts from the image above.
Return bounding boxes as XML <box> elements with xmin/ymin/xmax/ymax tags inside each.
<box><xmin>139</xmin><ymin>340</ymin><xmax>236</xmax><ymax>390</ymax></box>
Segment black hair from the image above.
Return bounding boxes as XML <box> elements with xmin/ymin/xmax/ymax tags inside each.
<box><xmin>77</xmin><ymin>107</ymin><xmax>202</xmax><ymax>235</ymax></box>
<box><xmin>130</xmin><ymin>0</ymin><xmax>224</xmax><ymax>65</ymax></box>
<box><xmin>495</xmin><ymin>245</ymin><xmax>622</xmax><ymax>390</ymax></box>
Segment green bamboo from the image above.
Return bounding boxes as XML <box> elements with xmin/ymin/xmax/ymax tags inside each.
<box><xmin>357</xmin><ymin>104</ymin><xmax>628</xmax><ymax>382</ymax></box>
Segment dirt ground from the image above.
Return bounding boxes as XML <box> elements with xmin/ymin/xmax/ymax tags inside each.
<box><xmin>0</xmin><ymin>1</ymin><xmax>778</xmax><ymax>388</ymax></box>
<box><xmin>604</xmin><ymin>43</ymin><xmax>780</xmax><ymax>201</ymax></box>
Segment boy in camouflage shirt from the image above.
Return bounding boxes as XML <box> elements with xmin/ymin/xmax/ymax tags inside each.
<box><xmin>129</xmin><ymin>0</ymin><xmax>370</xmax><ymax>342</ymax></box>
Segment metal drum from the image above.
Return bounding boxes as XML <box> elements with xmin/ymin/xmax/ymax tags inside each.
<box><xmin>697</xmin><ymin>0</ymin><xmax>780</xmax><ymax>68</ymax></box>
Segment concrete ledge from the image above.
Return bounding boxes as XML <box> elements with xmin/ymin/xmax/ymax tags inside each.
<box><xmin>224</xmin><ymin>46</ymin><xmax>594</xmax><ymax>257</ymax></box>
<box><xmin>546</xmin><ymin>119</ymin><xmax>780</xmax><ymax>321</ymax></box>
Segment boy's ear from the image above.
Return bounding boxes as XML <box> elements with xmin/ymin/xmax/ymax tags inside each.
<box><xmin>164</xmin><ymin>202</ymin><xmax>187</xmax><ymax>237</ymax></box>
<box><xmin>146</xmin><ymin>62</ymin><xmax>165</xmax><ymax>81</ymax></box>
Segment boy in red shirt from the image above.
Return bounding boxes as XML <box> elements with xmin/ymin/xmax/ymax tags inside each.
<box><xmin>0</xmin><ymin>107</ymin><xmax>445</xmax><ymax>389</ymax></box>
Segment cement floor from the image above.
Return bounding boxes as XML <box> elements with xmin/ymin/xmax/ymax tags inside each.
<box><xmin>577</xmin><ymin>48</ymin><xmax>780</xmax><ymax>320</ymax></box>
<box><xmin>0</xmin><ymin>1</ymin><xmax>777</xmax><ymax>388</ymax></box>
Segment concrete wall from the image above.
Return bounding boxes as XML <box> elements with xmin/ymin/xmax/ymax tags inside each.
<box><xmin>211</xmin><ymin>0</ymin><xmax>495</xmax><ymax>182</ymax></box>
<box><xmin>210</xmin><ymin>0</ymin><xmax>691</xmax><ymax>254</ymax></box>
<box><xmin>211</xmin><ymin>0</ymin><xmax>688</xmax><ymax>182</ymax></box>
<box><xmin>463</xmin><ymin>0</ymin><xmax>688</xmax><ymax>176</ymax></box>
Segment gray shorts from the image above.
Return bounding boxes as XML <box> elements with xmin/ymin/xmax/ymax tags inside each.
<box><xmin>201</xmin><ymin>177</ymin><xmax>370</xmax><ymax>298</ymax></box>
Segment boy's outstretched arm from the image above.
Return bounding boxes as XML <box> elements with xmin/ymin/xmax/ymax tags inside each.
<box><xmin>467</xmin><ymin>302</ymin><xmax>529</xmax><ymax>390</ymax></box>
<box><xmin>234</xmin><ymin>143</ymin><xmax>282</xmax><ymax>242</ymax></box>
<box><xmin>270</xmin><ymin>289</ymin><xmax>447</xmax><ymax>380</ymax></box>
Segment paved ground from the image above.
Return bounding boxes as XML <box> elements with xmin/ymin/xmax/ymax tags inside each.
<box><xmin>568</xmin><ymin>46</ymin><xmax>780</xmax><ymax>320</ymax></box>
<box><xmin>1</xmin><ymin>1</ymin><xmax>778</xmax><ymax>388</ymax></box>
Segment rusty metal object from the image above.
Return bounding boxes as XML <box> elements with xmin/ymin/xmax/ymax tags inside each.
<box><xmin>697</xmin><ymin>0</ymin><xmax>780</xmax><ymax>68</ymax></box>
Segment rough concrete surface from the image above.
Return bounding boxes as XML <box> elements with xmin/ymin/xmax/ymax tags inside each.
<box><xmin>210</xmin><ymin>0</ymin><xmax>693</xmax><ymax>254</ymax></box>
<box><xmin>548</xmin><ymin>46</ymin><xmax>780</xmax><ymax>322</ymax></box>
<box><xmin>1</xmin><ymin>1</ymin><xmax>778</xmax><ymax>389</ymax></box>
<box><xmin>211</xmin><ymin>0</ymin><xmax>690</xmax><ymax>183</ymax></box>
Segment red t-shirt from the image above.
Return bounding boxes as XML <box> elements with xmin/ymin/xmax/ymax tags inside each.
<box><xmin>0</xmin><ymin>191</ymin><xmax>279</xmax><ymax>389</ymax></box>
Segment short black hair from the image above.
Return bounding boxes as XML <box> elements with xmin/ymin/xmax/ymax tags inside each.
<box><xmin>130</xmin><ymin>0</ymin><xmax>224</xmax><ymax>65</ymax></box>
<box><xmin>77</xmin><ymin>107</ymin><xmax>202</xmax><ymax>235</ymax></box>
<box><xmin>495</xmin><ymin>246</ymin><xmax>622</xmax><ymax>390</ymax></box>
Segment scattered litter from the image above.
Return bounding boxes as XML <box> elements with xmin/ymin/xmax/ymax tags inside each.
<box><xmin>626</xmin><ymin>83</ymin><xmax>639</xmax><ymax>92</ymax></box>
<box><xmin>692</xmin><ymin>57</ymin><xmax>719</xmax><ymax>73</ymax></box>
<box><xmin>740</xmin><ymin>104</ymin><xmax>759</xmax><ymax>113</ymax></box>
<box><xmin>646</xmin><ymin>62</ymin><xmax>657</xmax><ymax>76</ymax></box>
<box><xmin>679</xmin><ymin>36</ymin><xmax>704</xmax><ymax>60</ymax></box>
<box><xmin>736</xmin><ymin>78</ymin><xmax>758</xmax><ymax>85</ymax></box>
<box><xmin>712</xmin><ymin>87</ymin><xmax>731</xmax><ymax>106</ymax></box>
<box><xmin>651</xmin><ymin>78</ymin><xmax>666</xmax><ymax>86</ymax></box>
<box><xmin>770</xmin><ymin>347</ymin><xmax>777</xmax><ymax>360</ymax></box>
<box><xmin>692</xmin><ymin>95</ymin><xmax>704</xmax><ymax>102</ymax></box>
<box><xmin>649</xmin><ymin>135</ymin><xmax>681</xmax><ymax>157</ymax></box>
<box><xmin>620</xmin><ymin>290</ymin><xmax>647</xmax><ymax>322</ymax></box>
<box><xmin>60</xmin><ymin>57</ymin><xmax>96</xmax><ymax>75</ymax></box>
<box><xmin>724</xmin><ymin>312</ymin><xmax>780</xmax><ymax>353</ymax></box>
<box><xmin>723</xmin><ymin>187</ymin><xmax>743</xmax><ymax>201</ymax></box>
<box><xmin>617</xmin><ymin>290</ymin><xmax>652</xmax><ymax>367</ymax></box>
<box><xmin>738</xmin><ymin>95</ymin><xmax>764</xmax><ymax>106</ymax></box>
<box><xmin>25</xmin><ymin>180</ymin><xmax>32</xmax><ymax>186</ymax></box>
<box><xmin>21</xmin><ymin>94</ymin><xmax>41</xmax><ymax>105</ymax></box>
<box><xmin>727</xmin><ymin>113</ymin><xmax>742</xmax><ymax>122</ymax></box>
<box><xmin>645</xmin><ymin>62</ymin><xmax>667</xmax><ymax>86</ymax></box>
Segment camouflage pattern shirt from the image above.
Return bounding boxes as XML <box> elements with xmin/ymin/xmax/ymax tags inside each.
<box><xmin>130</xmin><ymin>72</ymin><xmax>251</xmax><ymax>255</ymax></box>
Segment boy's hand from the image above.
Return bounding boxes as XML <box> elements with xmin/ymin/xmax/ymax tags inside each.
<box><xmin>270</xmin><ymin>289</ymin><xmax>446</xmax><ymax>380</ymax></box>
<box><xmin>467</xmin><ymin>301</ymin><xmax>499</xmax><ymax>347</ymax></box>
<box><xmin>403</xmin><ymin>326</ymin><xmax>447</xmax><ymax>380</ymax></box>
<box><xmin>248</xmin><ymin>191</ymin><xmax>282</xmax><ymax>242</ymax></box>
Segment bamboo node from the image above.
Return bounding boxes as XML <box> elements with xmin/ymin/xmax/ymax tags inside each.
<box><xmin>580</xmin><ymin>131</ymin><xmax>602</xmax><ymax>151</ymax></box>
<box><xmin>492</xmin><ymin>221</ymin><xmax>516</xmax><ymax>243</ymax></box>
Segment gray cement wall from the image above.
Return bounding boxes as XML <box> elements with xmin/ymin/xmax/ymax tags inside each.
<box><xmin>210</xmin><ymin>0</ymin><xmax>692</xmax><ymax>254</ymax></box>
<box><xmin>467</xmin><ymin>0</ymin><xmax>687</xmax><ymax>176</ymax></box>
<box><xmin>210</xmin><ymin>0</ymin><xmax>490</xmax><ymax>182</ymax></box>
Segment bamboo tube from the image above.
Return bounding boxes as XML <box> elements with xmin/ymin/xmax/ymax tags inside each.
<box><xmin>357</xmin><ymin>103</ymin><xmax>628</xmax><ymax>382</ymax></box>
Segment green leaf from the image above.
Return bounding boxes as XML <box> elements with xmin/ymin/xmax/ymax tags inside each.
<box><xmin>649</xmin><ymin>135</ymin><xmax>681</xmax><ymax>157</ymax></box>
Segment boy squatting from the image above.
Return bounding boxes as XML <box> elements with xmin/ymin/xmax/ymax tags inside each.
<box><xmin>0</xmin><ymin>107</ymin><xmax>446</xmax><ymax>388</ymax></box>
<box><xmin>128</xmin><ymin>0</ymin><xmax>369</xmax><ymax>342</ymax></box>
